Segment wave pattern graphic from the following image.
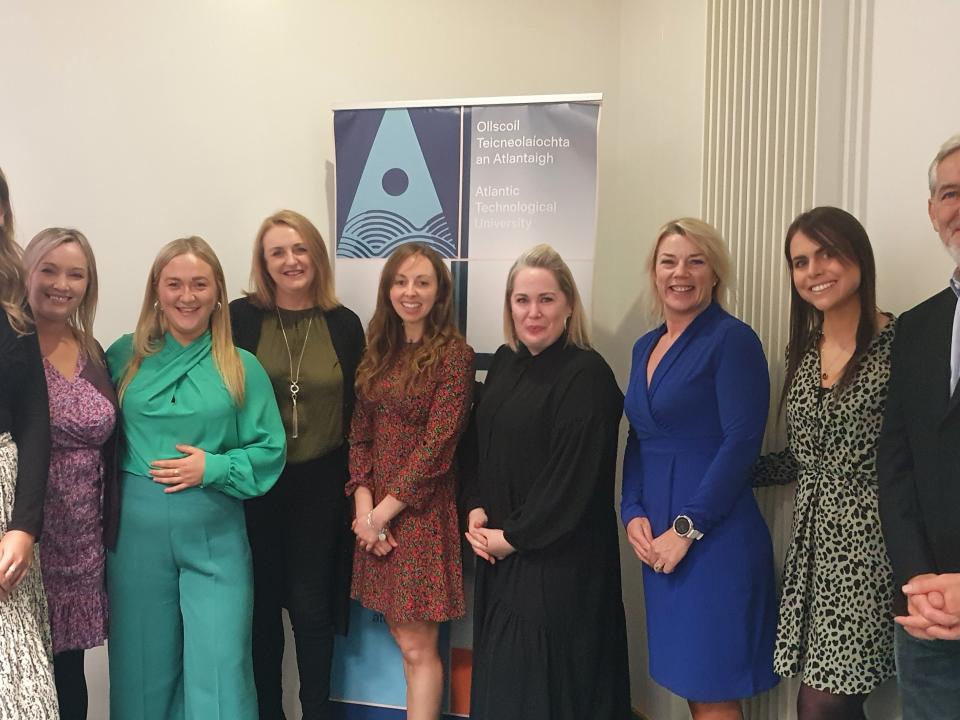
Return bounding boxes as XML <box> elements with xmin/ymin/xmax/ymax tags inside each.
<box><xmin>337</xmin><ymin>210</ymin><xmax>456</xmax><ymax>259</ymax></box>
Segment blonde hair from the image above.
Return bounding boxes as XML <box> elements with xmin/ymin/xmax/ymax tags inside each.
<box><xmin>647</xmin><ymin>218</ymin><xmax>731</xmax><ymax>319</ymax></box>
<box><xmin>24</xmin><ymin>228</ymin><xmax>102</xmax><ymax>364</ymax></box>
<box><xmin>0</xmin><ymin>167</ymin><xmax>30</xmax><ymax>335</ymax></box>
<box><xmin>502</xmin><ymin>244</ymin><xmax>591</xmax><ymax>352</ymax></box>
<box><xmin>246</xmin><ymin>210</ymin><xmax>339</xmax><ymax>310</ymax></box>
<box><xmin>355</xmin><ymin>243</ymin><xmax>462</xmax><ymax>399</ymax></box>
<box><xmin>117</xmin><ymin>237</ymin><xmax>245</xmax><ymax>405</ymax></box>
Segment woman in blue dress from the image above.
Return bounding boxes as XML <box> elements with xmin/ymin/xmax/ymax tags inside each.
<box><xmin>621</xmin><ymin>218</ymin><xmax>778</xmax><ymax>718</ymax></box>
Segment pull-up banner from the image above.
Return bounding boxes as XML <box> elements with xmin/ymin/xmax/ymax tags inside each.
<box><xmin>330</xmin><ymin>94</ymin><xmax>601</xmax><ymax>718</ymax></box>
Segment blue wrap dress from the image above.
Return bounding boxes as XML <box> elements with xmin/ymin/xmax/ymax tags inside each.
<box><xmin>621</xmin><ymin>302</ymin><xmax>779</xmax><ymax>702</ymax></box>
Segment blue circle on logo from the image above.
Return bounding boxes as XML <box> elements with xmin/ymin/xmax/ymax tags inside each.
<box><xmin>382</xmin><ymin>168</ymin><xmax>409</xmax><ymax>196</ymax></box>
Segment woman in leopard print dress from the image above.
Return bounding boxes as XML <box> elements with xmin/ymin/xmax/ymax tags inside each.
<box><xmin>753</xmin><ymin>207</ymin><xmax>895</xmax><ymax>720</ymax></box>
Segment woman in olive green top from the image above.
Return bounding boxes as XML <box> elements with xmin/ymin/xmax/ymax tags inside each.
<box><xmin>231</xmin><ymin>210</ymin><xmax>364</xmax><ymax>720</ymax></box>
<box><xmin>105</xmin><ymin>236</ymin><xmax>285</xmax><ymax>720</ymax></box>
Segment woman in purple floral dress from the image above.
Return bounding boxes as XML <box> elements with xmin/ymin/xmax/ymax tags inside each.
<box><xmin>24</xmin><ymin>229</ymin><xmax>117</xmax><ymax>720</ymax></box>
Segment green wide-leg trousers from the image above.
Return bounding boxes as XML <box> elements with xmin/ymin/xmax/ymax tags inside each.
<box><xmin>107</xmin><ymin>473</ymin><xmax>257</xmax><ymax>720</ymax></box>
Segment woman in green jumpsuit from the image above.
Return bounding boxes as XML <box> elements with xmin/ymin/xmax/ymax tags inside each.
<box><xmin>105</xmin><ymin>236</ymin><xmax>285</xmax><ymax>720</ymax></box>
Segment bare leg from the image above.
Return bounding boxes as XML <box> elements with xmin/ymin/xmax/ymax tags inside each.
<box><xmin>688</xmin><ymin>699</ymin><xmax>743</xmax><ymax>720</ymax></box>
<box><xmin>387</xmin><ymin>619</ymin><xmax>443</xmax><ymax>720</ymax></box>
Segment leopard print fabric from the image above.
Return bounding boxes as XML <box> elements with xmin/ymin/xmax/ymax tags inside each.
<box><xmin>753</xmin><ymin>320</ymin><xmax>896</xmax><ymax>694</ymax></box>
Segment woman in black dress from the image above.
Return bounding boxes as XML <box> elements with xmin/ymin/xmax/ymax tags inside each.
<box><xmin>464</xmin><ymin>244</ymin><xmax>631</xmax><ymax>720</ymax></box>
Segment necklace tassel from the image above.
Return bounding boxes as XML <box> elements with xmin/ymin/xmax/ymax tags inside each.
<box><xmin>291</xmin><ymin>393</ymin><xmax>299</xmax><ymax>439</ymax></box>
<box><xmin>277</xmin><ymin>308</ymin><xmax>313</xmax><ymax>441</ymax></box>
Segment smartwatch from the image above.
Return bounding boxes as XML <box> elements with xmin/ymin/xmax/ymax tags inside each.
<box><xmin>672</xmin><ymin>514</ymin><xmax>703</xmax><ymax>540</ymax></box>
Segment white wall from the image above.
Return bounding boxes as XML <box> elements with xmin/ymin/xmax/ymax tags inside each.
<box><xmin>1</xmin><ymin>0</ymin><xmax>622</xmax><ymax>342</ymax></box>
<box><xmin>865</xmin><ymin>0</ymin><xmax>960</xmax><ymax>313</ymax></box>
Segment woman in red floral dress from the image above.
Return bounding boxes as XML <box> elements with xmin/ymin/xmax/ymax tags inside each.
<box><xmin>347</xmin><ymin>242</ymin><xmax>474</xmax><ymax>720</ymax></box>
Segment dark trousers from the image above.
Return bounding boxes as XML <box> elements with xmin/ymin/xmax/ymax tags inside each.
<box><xmin>54</xmin><ymin>649</ymin><xmax>87</xmax><ymax>720</ymax></box>
<box><xmin>246</xmin><ymin>447</ymin><xmax>349</xmax><ymax>720</ymax></box>
<box><xmin>895</xmin><ymin>624</ymin><xmax>960</xmax><ymax>719</ymax></box>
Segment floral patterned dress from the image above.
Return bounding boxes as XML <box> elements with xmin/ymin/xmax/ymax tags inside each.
<box><xmin>753</xmin><ymin>320</ymin><xmax>896</xmax><ymax>694</ymax></box>
<box><xmin>347</xmin><ymin>340</ymin><xmax>474</xmax><ymax>623</ymax></box>
<box><xmin>40</xmin><ymin>353</ymin><xmax>115</xmax><ymax>653</ymax></box>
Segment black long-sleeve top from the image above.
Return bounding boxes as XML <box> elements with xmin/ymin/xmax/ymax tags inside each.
<box><xmin>466</xmin><ymin>338</ymin><xmax>624</xmax><ymax>551</ymax></box>
<box><xmin>0</xmin><ymin>311</ymin><xmax>50</xmax><ymax>538</ymax></box>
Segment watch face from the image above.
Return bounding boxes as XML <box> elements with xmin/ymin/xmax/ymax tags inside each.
<box><xmin>674</xmin><ymin>516</ymin><xmax>691</xmax><ymax>535</ymax></box>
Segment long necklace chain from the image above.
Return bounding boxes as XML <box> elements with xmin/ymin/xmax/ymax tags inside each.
<box><xmin>276</xmin><ymin>307</ymin><xmax>313</xmax><ymax>439</ymax></box>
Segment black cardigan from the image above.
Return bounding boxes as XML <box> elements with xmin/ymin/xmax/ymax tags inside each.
<box><xmin>229</xmin><ymin>297</ymin><xmax>365</xmax><ymax>444</ymax></box>
<box><xmin>85</xmin><ymin>343</ymin><xmax>121</xmax><ymax>551</ymax></box>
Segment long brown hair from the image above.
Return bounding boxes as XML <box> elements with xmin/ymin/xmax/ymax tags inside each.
<box><xmin>355</xmin><ymin>243</ymin><xmax>461</xmax><ymax>399</ymax></box>
<box><xmin>0</xmin><ymin>167</ymin><xmax>30</xmax><ymax>335</ymax></box>
<box><xmin>245</xmin><ymin>210</ymin><xmax>339</xmax><ymax>311</ymax></box>
<box><xmin>24</xmin><ymin>228</ymin><xmax>103</xmax><ymax>364</ymax></box>
<box><xmin>782</xmin><ymin>206</ymin><xmax>878</xmax><ymax>407</ymax></box>
<box><xmin>117</xmin><ymin>237</ymin><xmax>245</xmax><ymax>405</ymax></box>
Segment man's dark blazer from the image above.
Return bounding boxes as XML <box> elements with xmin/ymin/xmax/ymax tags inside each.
<box><xmin>879</xmin><ymin>286</ymin><xmax>960</xmax><ymax>615</ymax></box>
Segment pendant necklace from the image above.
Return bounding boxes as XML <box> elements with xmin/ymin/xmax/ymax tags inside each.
<box><xmin>276</xmin><ymin>307</ymin><xmax>313</xmax><ymax>439</ymax></box>
<box><xmin>819</xmin><ymin>335</ymin><xmax>852</xmax><ymax>383</ymax></box>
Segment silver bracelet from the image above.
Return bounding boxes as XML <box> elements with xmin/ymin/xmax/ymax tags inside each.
<box><xmin>366</xmin><ymin>510</ymin><xmax>387</xmax><ymax>542</ymax></box>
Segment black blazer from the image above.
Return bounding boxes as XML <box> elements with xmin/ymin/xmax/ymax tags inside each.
<box><xmin>229</xmin><ymin>296</ymin><xmax>365</xmax><ymax>635</ymax></box>
<box><xmin>878</xmin><ymin>287</ymin><xmax>960</xmax><ymax>614</ymax></box>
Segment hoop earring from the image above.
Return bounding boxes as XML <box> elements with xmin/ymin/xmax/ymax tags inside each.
<box><xmin>153</xmin><ymin>300</ymin><xmax>160</xmax><ymax>312</ymax></box>
<box><xmin>215</xmin><ymin>301</ymin><xmax>222</xmax><ymax>311</ymax></box>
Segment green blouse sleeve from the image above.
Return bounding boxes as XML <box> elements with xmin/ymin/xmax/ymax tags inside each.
<box><xmin>202</xmin><ymin>350</ymin><xmax>286</xmax><ymax>499</ymax></box>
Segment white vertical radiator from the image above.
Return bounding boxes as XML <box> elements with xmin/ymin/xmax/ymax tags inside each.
<box><xmin>703</xmin><ymin>1</ymin><xmax>817</xmax><ymax>718</ymax></box>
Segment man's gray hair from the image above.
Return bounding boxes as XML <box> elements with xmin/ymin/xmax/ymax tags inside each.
<box><xmin>928</xmin><ymin>133</ymin><xmax>960</xmax><ymax>195</ymax></box>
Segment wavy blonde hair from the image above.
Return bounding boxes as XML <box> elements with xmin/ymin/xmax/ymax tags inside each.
<box><xmin>245</xmin><ymin>209</ymin><xmax>339</xmax><ymax>310</ymax></box>
<box><xmin>0</xmin><ymin>167</ymin><xmax>30</xmax><ymax>335</ymax></box>
<box><xmin>503</xmin><ymin>244</ymin><xmax>591</xmax><ymax>351</ymax></box>
<box><xmin>646</xmin><ymin>218</ymin><xmax>731</xmax><ymax>320</ymax></box>
<box><xmin>355</xmin><ymin>243</ymin><xmax>462</xmax><ymax>399</ymax></box>
<box><xmin>117</xmin><ymin>236</ymin><xmax>245</xmax><ymax>405</ymax></box>
<box><xmin>24</xmin><ymin>228</ymin><xmax>102</xmax><ymax>364</ymax></box>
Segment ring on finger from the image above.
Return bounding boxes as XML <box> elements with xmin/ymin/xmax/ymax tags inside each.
<box><xmin>7</xmin><ymin>562</ymin><xmax>18</xmax><ymax>575</ymax></box>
